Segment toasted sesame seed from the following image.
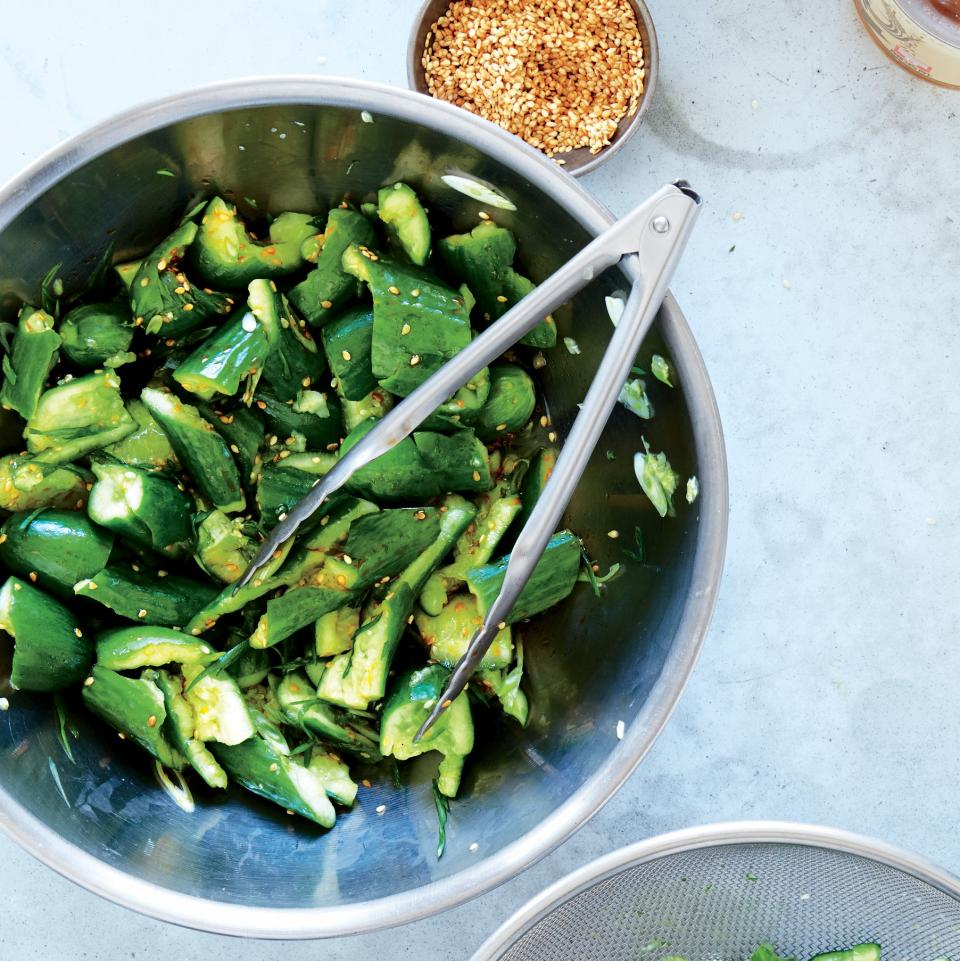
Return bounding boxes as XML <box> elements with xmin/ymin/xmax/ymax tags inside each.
<box><xmin>28</xmin><ymin>571</ymin><xmax>37</xmax><ymax>583</ymax></box>
<box><xmin>607</xmin><ymin>529</ymin><xmax>620</xmax><ymax>539</ymax></box>
<box><xmin>472</xmin><ymin>469</ymin><xmax>481</xmax><ymax>481</ymax></box>
<box><xmin>342</xmin><ymin>349</ymin><xmax>352</xmax><ymax>361</ymax></box>
<box><xmin>138</xmin><ymin>609</ymin><xmax>147</xmax><ymax>618</ymax></box>
<box><xmin>548</xmin><ymin>431</ymin><xmax>558</xmax><ymax>442</ymax></box>
<box><xmin>422</xmin><ymin>0</ymin><xmax>645</xmax><ymax>157</ymax></box>
<box><xmin>401</xmin><ymin>323</ymin><xmax>412</xmax><ymax>336</ymax></box>
<box><xmin>321</xmin><ymin>299</ymin><xmax>333</xmax><ymax>309</ymax></box>
<box><xmin>388</xmin><ymin>285</ymin><xmax>401</xmax><ymax>295</ymax></box>
<box><xmin>74</xmin><ymin>628</ymin><xmax>83</xmax><ymax>638</ymax></box>
<box><xmin>147</xmin><ymin>715</ymin><xmax>157</xmax><ymax>727</ymax></box>
<box><xmin>83</xmin><ymin>677</ymin><xmax>94</xmax><ymax>687</ymax></box>
<box><xmin>495</xmin><ymin>422</ymin><xmax>507</xmax><ymax>431</ymax></box>
<box><xmin>156</xmin><ymin>259</ymin><xmax>167</xmax><ymax>271</ymax></box>
<box><xmin>496</xmin><ymin>294</ymin><xmax>509</xmax><ymax>303</ymax></box>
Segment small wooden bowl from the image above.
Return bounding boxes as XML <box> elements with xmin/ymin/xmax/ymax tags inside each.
<box><xmin>407</xmin><ymin>0</ymin><xmax>660</xmax><ymax>176</ymax></box>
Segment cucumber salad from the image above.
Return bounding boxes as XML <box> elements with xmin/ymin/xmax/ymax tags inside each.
<box><xmin>0</xmin><ymin>183</ymin><xmax>676</xmax><ymax>835</ymax></box>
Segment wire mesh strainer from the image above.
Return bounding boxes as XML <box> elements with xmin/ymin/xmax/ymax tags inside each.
<box><xmin>471</xmin><ymin>823</ymin><xmax>960</xmax><ymax>961</ymax></box>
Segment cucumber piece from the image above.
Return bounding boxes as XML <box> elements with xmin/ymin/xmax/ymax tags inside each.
<box><xmin>479</xmin><ymin>641</ymin><xmax>528</xmax><ymax>725</ymax></box>
<box><xmin>341</xmin><ymin>387</ymin><xmax>393</xmax><ymax>431</ymax></box>
<box><xmin>228</xmin><ymin>647</ymin><xmax>270</xmax><ymax>689</ymax></box>
<box><xmin>275</xmin><ymin>672</ymin><xmax>380</xmax><ymax>761</ymax></box>
<box><xmin>378</xmin><ymin>183</ymin><xmax>431</xmax><ymax>266</ymax></box>
<box><xmin>104</xmin><ymin>399</ymin><xmax>179</xmax><ymax>472</ymax></box>
<box><xmin>194</xmin><ymin>510</ymin><xmax>255</xmax><ymax>584</ymax></box>
<box><xmin>516</xmin><ymin>447</ymin><xmax>558</xmax><ymax>530</ymax></box>
<box><xmin>82</xmin><ymin>665</ymin><xmax>185</xmax><ymax>769</ymax></box>
<box><xmin>467</xmin><ymin>529</ymin><xmax>581</xmax><ymax>624</ymax></box>
<box><xmin>473</xmin><ymin>364</ymin><xmax>537</xmax><ymax>441</ymax></box>
<box><xmin>77</xmin><ymin>567</ymin><xmax>217</xmax><ymax>628</ymax></box>
<box><xmin>437</xmin><ymin>221</ymin><xmax>556</xmax><ymax>347</ymax></box>
<box><xmin>141</xmin><ymin>387</ymin><xmax>245</xmax><ymax>514</ymax></box>
<box><xmin>199</xmin><ymin>404</ymin><xmax>264</xmax><ymax>488</ymax></box>
<box><xmin>0</xmin><ymin>508</ymin><xmax>114</xmax><ymax>598</ymax></box>
<box><xmin>0</xmin><ymin>576</ymin><xmax>92</xmax><ymax>690</ymax></box>
<box><xmin>439</xmin><ymin>486</ymin><xmax>522</xmax><ymax>588</ymax></box>
<box><xmin>255</xmin><ymin>456</ymin><xmax>338</xmax><ymax>530</ymax></box>
<box><xmin>339</xmin><ymin>418</ymin><xmax>491</xmax><ymax>501</ymax></box>
<box><xmin>252</xmin><ymin>507</ymin><xmax>442</xmax><ymax>649</ymax></box>
<box><xmin>182</xmin><ymin>661</ymin><xmax>255</xmax><ymax>745</ymax></box>
<box><xmin>811</xmin><ymin>946</ymin><xmax>882</xmax><ymax>961</ymax></box>
<box><xmin>130</xmin><ymin>220</ymin><xmax>233</xmax><ymax>338</ymax></box>
<box><xmin>95</xmin><ymin>626</ymin><xmax>215</xmax><ymax>671</ymax></box>
<box><xmin>342</xmin><ymin>245</ymin><xmax>473</xmax><ymax>398</ymax></box>
<box><xmin>25</xmin><ymin>371</ymin><xmax>137</xmax><ymax>464</ymax></box>
<box><xmin>288</xmin><ymin>208</ymin><xmax>376</xmax><ymax>326</ymax></box>
<box><xmin>212</xmin><ymin>734</ymin><xmax>337</xmax><ymax>827</ymax></box>
<box><xmin>87</xmin><ymin>460</ymin><xmax>195</xmax><ymax>558</ymax></box>
<box><xmin>60</xmin><ymin>302</ymin><xmax>135</xmax><ymax>368</ymax></box>
<box><xmin>0</xmin><ymin>456</ymin><xmax>90</xmax><ymax>512</ymax></box>
<box><xmin>321</xmin><ymin>305</ymin><xmax>377</xmax><ymax>401</ymax></box>
<box><xmin>319</xmin><ymin>496</ymin><xmax>475</xmax><ymax>710</ymax></box>
<box><xmin>154</xmin><ymin>669</ymin><xmax>228</xmax><ymax>789</ymax></box>
<box><xmin>190</xmin><ymin>197</ymin><xmax>317</xmax><ymax>288</ymax></box>
<box><xmin>380</xmin><ymin>664</ymin><xmax>474</xmax><ymax>798</ymax></box>
<box><xmin>173</xmin><ymin>309</ymin><xmax>270</xmax><ymax>402</ymax></box>
<box><xmin>308</xmin><ymin>753</ymin><xmax>358</xmax><ymax>806</ymax></box>
<box><xmin>315</xmin><ymin>606</ymin><xmax>360</xmax><ymax>657</ymax></box>
<box><xmin>0</xmin><ymin>306</ymin><xmax>61</xmax><ymax>419</ymax></box>
<box><xmin>254</xmin><ymin>386</ymin><xmax>343</xmax><ymax>452</ymax></box>
<box><xmin>415</xmin><ymin>594</ymin><xmax>513</xmax><ymax>670</ymax></box>
<box><xmin>114</xmin><ymin>260</ymin><xmax>142</xmax><ymax>290</ymax></box>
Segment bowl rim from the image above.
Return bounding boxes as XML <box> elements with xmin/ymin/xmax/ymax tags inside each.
<box><xmin>405</xmin><ymin>0</ymin><xmax>660</xmax><ymax>176</ymax></box>
<box><xmin>469</xmin><ymin>820</ymin><xmax>960</xmax><ymax>960</ymax></box>
<box><xmin>0</xmin><ymin>75</ymin><xmax>727</xmax><ymax>939</ymax></box>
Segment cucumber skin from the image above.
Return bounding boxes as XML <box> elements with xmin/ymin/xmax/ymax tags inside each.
<box><xmin>0</xmin><ymin>509</ymin><xmax>114</xmax><ymax>599</ymax></box>
<box><xmin>467</xmin><ymin>530</ymin><xmax>581</xmax><ymax>624</ymax></box>
<box><xmin>82</xmin><ymin>665</ymin><xmax>185</xmax><ymax>769</ymax></box>
<box><xmin>0</xmin><ymin>577</ymin><xmax>93</xmax><ymax>691</ymax></box>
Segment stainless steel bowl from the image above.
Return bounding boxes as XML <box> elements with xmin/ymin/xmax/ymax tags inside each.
<box><xmin>0</xmin><ymin>77</ymin><xmax>726</xmax><ymax>938</ymax></box>
<box><xmin>471</xmin><ymin>822</ymin><xmax>960</xmax><ymax>960</ymax></box>
<box><xmin>407</xmin><ymin>0</ymin><xmax>659</xmax><ymax>176</ymax></box>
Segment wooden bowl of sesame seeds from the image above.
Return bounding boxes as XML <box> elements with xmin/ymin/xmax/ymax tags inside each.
<box><xmin>408</xmin><ymin>0</ymin><xmax>658</xmax><ymax>176</ymax></box>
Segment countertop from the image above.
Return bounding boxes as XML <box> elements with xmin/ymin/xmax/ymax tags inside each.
<box><xmin>1</xmin><ymin>1</ymin><xmax>958</xmax><ymax>957</ymax></box>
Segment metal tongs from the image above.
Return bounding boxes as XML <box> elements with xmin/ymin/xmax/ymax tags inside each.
<box><xmin>236</xmin><ymin>180</ymin><xmax>701</xmax><ymax>740</ymax></box>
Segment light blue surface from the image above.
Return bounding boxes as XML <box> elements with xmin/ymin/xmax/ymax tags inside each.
<box><xmin>1</xmin><ymin>1</ymin><xmax>957</xmax><ymax>957</ymax></box>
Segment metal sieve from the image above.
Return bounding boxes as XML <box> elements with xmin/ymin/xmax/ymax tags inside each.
<box><xmin>471</xmin><ymin>822</ymin><xmax>960</xmax><ymax>961</ymax></box>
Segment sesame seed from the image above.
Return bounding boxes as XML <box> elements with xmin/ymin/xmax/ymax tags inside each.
<box><xmin>548</xmin><ymin>431</ymin><xmax>558</xmax><ymax>442</ymax></box>
<box><xmin>28</xmin><ymin>571</ymin><xmax>37</xmax><ymax>583</ymax></box>
<box><xmin>83</xmin><ymin>677</ymin><xmax>94</xmax><ymax>688</ymax></box>
<box><xmin>496</xmin><ymin>294</ymin><xmax>508</xmax><ymax>303</ymax></box>
<box><xmin>147</xmin><ymin>715</ymin><xmax>157</xmax><ymax>727</ymax></box>
<box><xmin>138</xmin><ymin>609</ymin><xmax>148</xmax><ymax>618</ymax></box>
<box><xmin>409</xmin><ymin>354</ymin><xmax>421</xmax><ymax>366</ymax></box>
<box><xmin>74</xmin><ymin>628</ymin><xmax>83</xmax><ymax>638</ymax></box>
<box><xmin>478</xmin><ymin>211</ymin><xmax>491</xmax><ymax>221</ymax></box>
<box><xmin>495</xmin><ymin>422</ymin><xmax>507</xmax><ymax>431</ymax></box>
<box><xmin>321</xmin><ymin>300</ymin><xmax>333</xmax><ymax>309</ymax></box>
<box><xmin>469</xmin><ymin>841</ymin><xmax>479</xmax><ymax>852</ymax></box>
<box><xmin>0</xmin><ymin>697</ymin><xmax>8</xmax><ymax>711</ymax></box>
<box><xmin>421</xmin><ymin>0</ymin><xmax>646</xmax><ymax>157</ymax></box>
<box><xmin>156</xmin><ymin>259</ymin><xmax>167</xmax><ymax>271</ymax></box>
<box><xmin>376</xmin><ymin>804</ymin><xmax>387</xmax><ymax>814</ymax></box>
<box><xmin>539</xmin><ymin>415</ymin><xmax>550</xmax><ymax>427</ymax></box>
<box><xmin>342</xmin><ymin>349</ymin><xmax>352</xmax><ymax>361</ymax></box>
<box><xmin>410</xmin><ymin>288</ymin><xmax>421</xmax><ymax>297</ymax></box>
<box><xmin>388</xmin><ymin>285</ymin><xmax>401</xmax><ymax>295</ymax></box>
<box><xmin>472</xmin><ymin>470</ymin><xmax>481</xmax><ymax>481</ymax></box>
<box><xmin>401</xmin><ymin>323</ymin><xmax>411</xmax><ymax>335</ymax></box>
<box><xmin>607</xmin><ymin>529</ymin><xmax>620</xmax><ymax>539</ymax></box>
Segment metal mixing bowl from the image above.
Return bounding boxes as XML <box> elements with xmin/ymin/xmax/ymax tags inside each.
<box><xmin>471</xmin><ymin>822</ymin><xmax>960</xmax><ymax>960</ymax></box>
<box><xmin>0</xmin><ymin>77</ymin><xmax>726</xmax><ymax>938</ymax></box>
<box><xmin>407</xmin><ymin>0</ymin><xmax>659</xmax><ymax>175</ymax></box>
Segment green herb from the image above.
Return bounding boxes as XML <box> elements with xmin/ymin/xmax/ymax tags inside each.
<box><xmin>54</xmin><ymin>694</ymin><xmax>77</xmax><ymax>764</ymax></box>
<box><xmin>749</xmin><ymin>945</ymin><xmax>794</xmax><ymax>961</ymax></box>
<box><xmin>746</xmin><ymin>872</ymin><xmax>759</xmax><ymax>882</ymax></box>
<box><xmin>623</xmin><ymin>525</ymin><xmax>645</xmax><ymax>562</ymax></box>
<box><xmin>156</xmin><ymin>169</ymin><xmax>176</xmax><ymax>177</ymax></box>
<box><xmin>563</xmin><ymin>336</ymin><xmax>581</xmax><ymax>355</ymax></box>
<box><xmin>651</xmin><ymin>354</ymin><xmax>674</xmax><ymax>387</ymax></box>
<box><xmin>433</xmin><ymin>777</ymin><xmax>450</xmax><ymax>859</ymax></box>
<box><xmin>184</xmin><ymin>639</ymin><xmax>249</xmax><ymax>693</ymax></box>
<box><xmin>605</xmin><ymin>450</ymin><xmax>616</xmax><ymax>461</ymax></box>
<box><xmin>686</xmin><ymin>476</ymin><xmax>700</xmax><ymax>504</ymax></box>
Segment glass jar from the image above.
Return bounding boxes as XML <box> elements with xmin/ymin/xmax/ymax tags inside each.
<box><xmin>854</xmin><ymin>0</ymin><xmax>960</xmax><ymax>87</ymax></box>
